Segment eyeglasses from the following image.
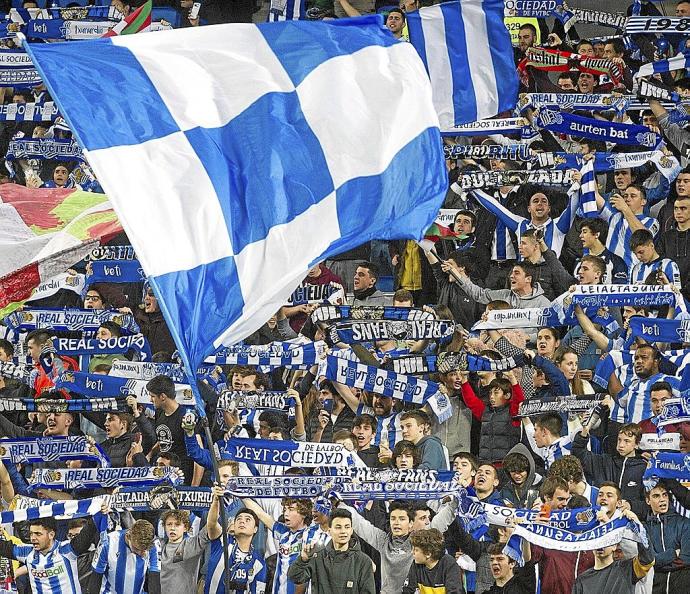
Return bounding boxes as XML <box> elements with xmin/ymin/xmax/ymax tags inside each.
<box><xmin>84</xmin><ymin>295</ymin><xmax>101</xmax><ymax>301</ymax></box>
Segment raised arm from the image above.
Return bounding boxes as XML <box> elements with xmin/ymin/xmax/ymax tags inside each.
<box><xmin>574</xmin><ymin>305</ymin><xmax>610</xmax><ymax>351</ymax></box>
<box><xmin>470</xmin><ymin>188</ymin><xmax>524</xmax><ymax>233</ymax></box>
<box><xmin>206</xmin><ymin>484</ymin><xmax>224</xmax><ymax>540</ymax></box>
<box><xmin>241</xmin><ymin>497</ymin><xmax>276</xmax><ymax>531</ymax></box>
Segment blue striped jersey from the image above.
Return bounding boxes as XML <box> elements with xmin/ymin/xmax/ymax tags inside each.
<box><xmin>271</xmin><ymin>523</ymin><xmax>307</xmax><ymax>594</ymax></box>
<box><xmin>473</xmin><ymin>186</ymin><xmax>580</xmax><ymax>257</ymax></box>
<box><xmin>583</xmin><ymin>483</ymin><xmax>600</xmax><ymax>507</ymax></box>
<box><xmin>13</xmin><ymin>541</ymin><xmax>81</xmax><ymax>594</ymax></box>
<box><xmin>305</xmin><ymin>524</ymin><xmax>331</xmax><ymax>551</ymax></box>
<box><xmin>205</xmin><ymin>537</ymin><xmax>266</xmax><ymax>594</ymax></box>
<box><xmin>358</xmin><ymin>405</ymin><xmax>403</xmax><ymax>449</ymax></box>
<box><xmin>92</xmin><ymin>530</ymin><xmax>160</xmax><ymax>594</ymax></box>
<box><xmin>599</xmin><ymin>206</ymin><xmax>659</xmax><ymax>267</ymax></box>
<box><xmin>472</xmin><ymin>188</ymin><xmax>518</xmax><ymax>261</ymax></box>
<box><xmin>630</xmin><ymin>257</ymin><xmax>682</xmax><ymax>288</ymax></box>
<box><xmin>622</xmin><ymin>373</ymin><xmax>681</xmax><ymax>424</ymax></box>
<box><xmin>578</xmin><ymin>248</ymin><xmax>628</xmax><ymax>284</ymax></box>
<box><xmin>266</xmin><ymin>0</ymin><xmax>305</xmax><ymax>21</ymax></box>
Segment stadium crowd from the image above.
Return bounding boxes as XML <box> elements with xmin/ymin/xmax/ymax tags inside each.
<box><xmin>2</xmin><ymin>0</ymin><xmax>690</xmax><ymax>594</ymax></box>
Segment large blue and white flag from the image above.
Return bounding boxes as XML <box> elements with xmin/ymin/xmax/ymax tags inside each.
<box><xmin>407</xmin><ymin>0</ymin><xmax>518</xmax><ymax>130</ymax></box>
<box><xmin>26</xmin><ymin>17</ymin><xmax>447</xmax><ymax>410</ymax></box>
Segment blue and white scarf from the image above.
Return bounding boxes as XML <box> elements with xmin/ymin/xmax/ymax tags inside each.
<box><xmin>312</xmin><ymin>304</ymin><xmax>434</xmax><ymax>323</ymax></box>
<box><xmin>571</xmin><ymin>284</ymin><xmax>676</xmax><ymax>308</ymax></box>
<box><xmin>456</xmin><ymin>169</ymin><xmax>572</xmax><ymax>190</ymax></box>
<box><xmin>0</xmin><ymin>100</ymin><xmax>58</xmax><ymax>122</ymax></box>
<box><xmin>327</xmin><ymin>319</ymin><xmax>454</xmax><ymax>345</ymax></box>
<box><xmin>441</xmin><ymin>117</ymin><xmax>529</xmax><ymax>137</ymax></box>
<box><xmin>55</xmin><ymin>371</ymin><xmax>194</xmax><ymax>407</ymax></box>
<box><xmin>515</xmin><ymin>396</ymin><xmax>601</xmax><ymax>418</ymax></box>
<box><xmin>390</xmin><ymin>352</ymin><xmax>523</xmax><ymax>375</ymax></box>
<box><xmin>216</xmin><ymin>391</ymin><xmax>295</xmax><ymax>415</ymax></box>
<box><xmin>505</xmin><ymin>0</ymin><xmax>562</xmax><ymax>17</ymax></box>
<box><xmin>536</xmin><ymin>108</ymin><xmax>662</xmax><ymax>148</ymax></box>
<box><xmin>26</xmin><ymin>19</ymin><xmax>119</xmax><ymax>40</ymax></box>
<box><xmin>657</xmin><ymin>397</ymin><xmax>690</xmax><ymax>427</ymax></box>
<box><xmin>287</xmin><ymin>281</ymin><xmax>344</xmax><ymax>306</ymax></box>
<box><xmin>226</xmin><ymin>476</ymin><xmax>337</xmax><ymax>499</ymax></box>
<box><xmin>0</xmin><ymin>67</ymin><xmax>41</xmax><ymax>87</ymax></box>
<box><xmin>513</xmin><ymin>516</ymin><xmax>648</xmax><ymax>551</ymax></box>
<box><xmin>0</xmin><ymin>496</ymin><xmax>107</xmax><ymax>526</ymax></box>
<box><xmin>519</xmin><ymin>93</ymin><xmax>630</xmax><ymax>114</ymax></box>
<box><xmin>5</xmin><ymin>138</ymin><xmax>84</xmax><ymax>162</ymax></box>
<box><xmin>109</xmin><ymin>360</ymin><xmax>186</xmax><ymax>382</ymax></box>
<box><xmin>86</xmin><ymin>260</ymin><xmax>145</xmax><ymax>285</ymax></box>
<box><xmin>629</xmin><ymin>317</ymin><xmax>690</xmax><ymax>343</ymax></box>
<box><xmin>644</xmin><ymin>452</ymin><xmax>690</xmax><ymax>481</ymax></box>
<box><xmin>324</xmin><ymin>355</ymin><xmax>452</xmax><ymax>422</ymax></box>
<box><xmin>579</xmin><ymin>158</ymin><xmax>599</xmax><ymax>218</ymax></box>
<box><xmin>0</xmin><ymin>360</ymin><xmax>32</xmax><ymax>384</ymax></box>
<box><xmin>0</xmin><ymin>398</ymin><xmax>126</xmax><ymax>413</ymax></box>
<box><xmin>482</xmin><ymin>501</ymin><xmax>599</xmax><ymax>532</ymax></box>
<box><xmin>29</xmin><ymin>465</ymin><xmax>184</xmax><ymax>491</ymax></box>
<box><xmin>443</xmin><ymin>144</ymin><xmax>532</xmax><ymax>162</ymax></box>
<box><xmin>221</xmin><ymin>437</ymin><xmax>363</xmax><ymax>469</ymax></box>
<box><xmin>4</xmin><ymin>307</ymin><xmax>140</xmax><ymax>334</ymax></box>
<box><xmin>206</xmin><ymin>341</ymin><xmax>326</xmax><ymax>368</ymax></box>
<box><xmin>0</xmin><ymin>436</ymin><xmax>110</xmax><ymax>466</ymax></box>
<box><xmin>86</xmin><ymin>245</ymin><xmax>137</xmax><ymax>261</ymax></box>
<box><xmin>53</xmin><ymin>334</ymin><xmax>150</xmax><ymax>358</ymax></box>
<box><xmin>27</xmin><ymin>272</ymin><xmax>85</xmax><ymax>304</ymax></box>
<box><xmin>537</xmin><ymin>150</ymin><xmax>680</xmax><ymax>177</ymax></box>
<box><xmin>331</xmin><ymin>478</ymin><xmax>463</xmax><ymax>500</ymax></box>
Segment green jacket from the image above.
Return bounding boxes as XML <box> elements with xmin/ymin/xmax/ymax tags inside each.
<box><xmin>287</xmin><ymin>539</ymin><xmax>375</xmax><ymax>594</ymax></box>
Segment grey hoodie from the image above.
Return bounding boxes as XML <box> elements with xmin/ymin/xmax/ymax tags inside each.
<box><xmin>456</xmin><ymin>276</ymin><xmax>551</xmax><ymax>340</ymax></box>
<box><xmin>416</xmin><ymin>435</ymin><xmax>449</xmax><ymax>471</ymax></box>
<box><xmin>500</xmin><ymin>443</ymin><xmax>541</xmax><ymax>509</ymax></box>
<box><xmin>341</xmin><ymin>499</ymin><xmax>457</xmax><ymax>594</ymax></box>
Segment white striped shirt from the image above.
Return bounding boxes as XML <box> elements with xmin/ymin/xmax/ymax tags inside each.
<box><xmin>14</xmin><ymin>541</ymin><xmax>81</xmax><ymax>594</ymax></box>
<box><xmin>92</xmin><ymin>530</ymin><xmax>159</xmax><ymax>594</ymax></box>
<box><xmin>473</xmin><ymin>186</ymin><xmax>580</xmax><ymax>257</ymax></box>
<box><xmin>630</xmin><ymin>257</ymin><xmax>682</xmax><ymax>288</ymax></box>
<box><xmin>599</xmin><ymin>205</ymin><xmax>659</xmax><ymax>268</ymax></box>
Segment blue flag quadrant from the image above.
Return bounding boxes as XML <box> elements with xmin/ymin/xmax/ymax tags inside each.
<box><xmin>25</xmin><ymin>17</ymin><xmax>448</xmax><ymax>393</ymax></box>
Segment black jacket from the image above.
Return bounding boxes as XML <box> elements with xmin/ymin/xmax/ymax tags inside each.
<box><xmin>658</xmin><ymin>225</ymin><xmax>690</xmax><ymax>301</ymax></box>
<box><xmin>99</xmin><ymin>432</ymin><xmax>136</xmax><ymax>468</ymax></box>
<box><xmin>288</xmin><ymin>539</ymin><xmax>376</xmax><ymax>594</ymax></box>
<box><xmin>478</xmin><ymin>404</ymin><xmax>522</xmax><ymax>464</ymax></box>
<box><xmin>134</xmin><ymin>309</ymin><xmax>176</xmax><ymax>356</ymax></box>
<box><xmin>571</xmin><ymin>431</ymin><xmax>648</xmax><ymax>518</ymax></box>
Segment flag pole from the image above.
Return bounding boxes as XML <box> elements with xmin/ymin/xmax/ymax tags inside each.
<box><xmin>429</xmin><ymin>244</ymin><xmax>465</xmax><ymax>284</ymax></box>
<box><xmin>193</xmin><ymin>382</ymin><xmax>233</xmax><ymax>594</ymax></box>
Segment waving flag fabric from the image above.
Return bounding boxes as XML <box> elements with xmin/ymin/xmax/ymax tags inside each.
<box><xmin>102</xmin><ymin>0</ymin><xmax>152</xmax><ymax>37</ymax></box>
<box><xmin>407</xmin><ymin>0</ymin><xmax>519</xmax><ymax>130</ymax></box>
<box><xmin>0</xmin><ymin>184</ymin><xmax>122</xmax><ymax>312</ymax></box>
<box><xmin>26</xmin><ymin>17</ymin><xmax>447</xmax><ymax>394</ymax></box>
